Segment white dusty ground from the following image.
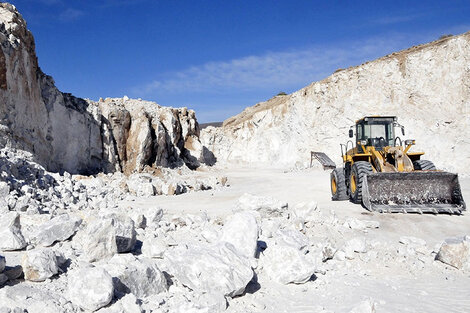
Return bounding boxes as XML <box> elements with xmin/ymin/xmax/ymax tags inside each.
<box><xmin>120</xmin><ymin>165</ymin><xmax>470</xmax><ymax>313</ymax></box>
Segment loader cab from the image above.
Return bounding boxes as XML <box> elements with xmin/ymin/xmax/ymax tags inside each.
<box><xmin>354</xmin><ymin>116</ymin><xmax>396</xmax><ymax>152</ymax></box>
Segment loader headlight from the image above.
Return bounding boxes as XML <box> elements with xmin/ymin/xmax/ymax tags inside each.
<box><xmin>359</xmin><ymin>140</ymin><xmax>368</xmax><ymax>146</ymax></box>
<box><xmin>405</xmin><ymin>139</ymin><xmax>415</xmax><ymax>145</ymax></box>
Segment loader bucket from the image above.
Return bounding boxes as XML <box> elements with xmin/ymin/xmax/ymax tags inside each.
<box><xmin>362</xmin><ymin>171</ymin><xmax>466</xmax><ymax>214</ymax></box>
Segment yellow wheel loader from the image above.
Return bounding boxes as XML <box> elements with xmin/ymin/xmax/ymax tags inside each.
<box><xmin>330</xmin><ymin>116</ymin><xmax>466</xmax><ymax>213</ymax></box>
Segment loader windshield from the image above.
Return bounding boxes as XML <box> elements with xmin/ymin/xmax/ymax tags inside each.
<box><xmin>357</xmin><ymin>118</ymin><xmax>395</xmax><ymax>150</ymax></box>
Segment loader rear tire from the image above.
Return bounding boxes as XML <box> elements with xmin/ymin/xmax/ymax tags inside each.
<box><xmin>331</xmin><ymin>168</ymin><xmax>348</xmax><ymax>201</ymax></box>
<box><xmin>413</xmin><ymin>160</ymin><xmax>436</xmax><ymax>171</ymax></box>
<box><xmin>349</xmin><ymin>161</ymin><xmax>374</xmax><ymax>204</ymax></box>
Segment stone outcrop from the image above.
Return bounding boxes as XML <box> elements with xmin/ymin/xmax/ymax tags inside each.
<box><xmin>98</xmin><ymin>98</ymin><xmax>212</xmax><ymax>174</ymax></box>
<box><xmin>202</xmin><ymin>32</ymin><xmax>470</xmax><ymax>173</ymax></box>
<box><xmin>0</xmin><ymin>3</ymin><xmax>102</xmax><ymax>174</ymax></box>
<box><xmin>0</xmin><ymin>4</ymin><xmax>213</xmax><ymax>175</ymax></box>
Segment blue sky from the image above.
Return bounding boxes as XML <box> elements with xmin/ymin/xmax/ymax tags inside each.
<box><xmin>9</xmin><ymin>0</ymin><xmax>470</xmax><ymax>122</ymax></box>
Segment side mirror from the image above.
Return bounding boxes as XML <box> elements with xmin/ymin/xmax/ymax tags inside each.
<box><xmin>349</xmin><ymin>129</ymin><xmax>353</xmax><ymax>138</ymax></box>
<box><xmin>401</xmin><ymin>126</ymin><xmax>405</xmax><ymax>136</ymax></box>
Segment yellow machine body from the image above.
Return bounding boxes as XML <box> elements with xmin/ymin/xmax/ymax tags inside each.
<box><xmin>330</xmin><ymin>116</ymin><xmax>466</xmax><ymax>213</ymax></box>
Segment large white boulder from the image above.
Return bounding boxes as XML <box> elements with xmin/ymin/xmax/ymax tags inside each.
<box><xmin>34</xmin><ymin>214</ymin><xmax>82</xmax><ymax>247</ymax></box>
<box><xmin>436</xmin><ymin>236</ymin><xmax>470</xmax><ymax>269</ymax></box>
<box><xmin>261</xmin><ymin>238</ymin><xmax>316</xmax><ymax>284</ymax></box>
<box><xmin>68</xmin><ymin>266</ymin><xmax>114</xmax><ymax>312</ymax></box>
<box><xmin>221</xmin><ymin>211</ymin><xmax>259</xmax><ymax>258</ymax></box>
<box><xmin>81</xmin><ymin>219</ymin><xmax>117</xmax><ymax>262</ymax></box>
<box><xmin>101</xmin><ymin>254</ymin><xmax>167</xmax><ymax>299</ymax></box>
<box><xmin>0</xmin><ymin>212</ymin><xmax>27</xmax><ymax>251</ymax></box>
<box><xmin>22</xmin><ymin>249</ymin><xmax>59</xmax><ymax>282</ymax></box>
<box><xmin>165</xmin><ymin>242</ymin><xmax>254</xmax><ymax>297</ymax></box>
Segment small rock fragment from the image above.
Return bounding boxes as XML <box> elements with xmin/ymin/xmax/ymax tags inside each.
<box><xmin>436</xmin><ymin>236</ymin><xmax>470</xmax><ymax>269</ymax></box>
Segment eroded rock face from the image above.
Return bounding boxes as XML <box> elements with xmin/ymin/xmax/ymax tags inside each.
<box><xmin>0</xmin><ymin>3</ymin><xmax>102</xmax><ymax>174</ymax></box>
<box><xmin>0</xmin><ymin>4</ymin><xmax>214</xmax><ymax>175</ymax></box>
<box><xmin>98</xmin><ymin>98</ymin><xmax>215</xmax><ymax>175</ymax></box>
<box><xmin>202</xmin><ymin>32</ymin><xmax>470</xmax><ymax>173</ymax></box>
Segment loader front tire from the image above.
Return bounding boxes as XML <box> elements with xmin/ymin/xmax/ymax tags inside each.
<box><xmin>413</xmin><ymin>160</ymin><xmax>436</xmax><ymax>171</ymax></box>
<box><xmin>331</xmin><ymin>168</ymin><xmax>348</xmax><ymax>201</ymax></box>
<box><xmin>349</xmin><ymin>161</ymin><xmax>374</xmax><ymax>204</ymax></box>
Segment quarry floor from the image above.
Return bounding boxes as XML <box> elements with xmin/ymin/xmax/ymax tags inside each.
<box><xmin>122</xmin><ymin>167</ymin><xmax>470</xmax><ymax>313</ymax></box>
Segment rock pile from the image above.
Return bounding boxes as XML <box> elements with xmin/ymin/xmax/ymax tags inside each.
<box><xmin>0</xmin><ymin>147</ymin><xmax>226</xmax><ymax>217</ymax></box>
<box><xmin>1</xmin><ymin>173</ymin><xmax>468</xmax><ymax>312</ymax></box>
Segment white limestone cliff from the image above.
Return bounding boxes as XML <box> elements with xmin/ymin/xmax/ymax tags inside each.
<box><xmin>0</xmin><ymin>3</ymin><xmax>212</xmax><ymax>175</ymax></box>
<box><xmin>202</xmin><ymin>32</ymin><xmax>470</xmax><ymax>173</ymax></box>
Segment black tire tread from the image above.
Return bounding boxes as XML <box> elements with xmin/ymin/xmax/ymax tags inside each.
<box><xmin>350</xmin><ymin>161</ymin><xmax>374</xmax><ymax>204</ymax></box>
<box><xmin>331</xmin><ymin>168</ymin><xmax>348</xmax><ymax>201</ymax></box>
<box><xmin>413</xmin><ymin>160</ymin><xmax>436</xmax><ymax>171</ymax></box>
